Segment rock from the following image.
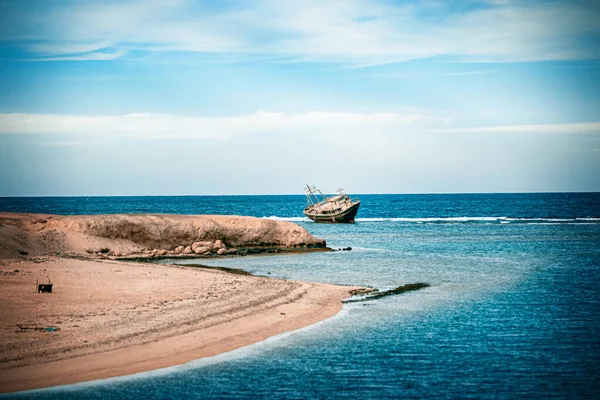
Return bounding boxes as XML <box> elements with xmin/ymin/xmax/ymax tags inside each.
<box><xmin>157</xmin><ymin>249</ymin><xmax>167</xmax><ymax>256</ymax></box>
<box><xmin>18</xmin><ymin>249</ymin><xmax>29</xmax><ymax>255</ymax></box>
<box><xmin>213</xmin><ymin>239</ymin><xmax>226</xmax><ymax>251</ymax></box>
<box><xmin>174</xmin><ymin>246</ymin><xmax>184</xmax><ymax>254</ymax></box>
<box><xmin>192</xmin><ymin>241</ymin><xmax>213</xmax><ymax>254</ymax></box>
<box><xmin>193</xmin><ymin>246</ymin><xmax>211</xmax><ymax>255</ymax></box>
<box><xmin>227</xmin><ymin>248</ymin><xmax>238</xmax><ymax>255</ymax></box>
<box><xmin>110</xmin><ymin>249</ymin><xmax>121</xmax><ymax>256</ymax></box>
<box><xmin>149</xmin><ymin>249</ymin><xmax>158</xmax><ymax>257</ymax></box>
<box><xmin>84</xmin><ymin>248</ymin><xmax>97</xmax><ymax>254</ymax></box>
<box><xmin>217</xmin><ymin>248</ymin><xmax>226</xmax><ymax>255</ymax></box>
<box><xmin>182</xmin><ymin>246</ymin><xmax>192</xmax><ymax>254</ymax></box>
<box><xmin>192</xmin><ymin>241</ymin><xmax>213</xmax><ymax>251</ymax></box>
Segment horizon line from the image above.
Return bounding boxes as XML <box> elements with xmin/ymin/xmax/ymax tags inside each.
<box><xmin>1</xmin><ymin>190</ymin><xmax>599</xmax><ymax>198</ymax></box>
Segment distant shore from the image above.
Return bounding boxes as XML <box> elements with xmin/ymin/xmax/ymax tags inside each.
<box><xmin>0</xmin><ymin>213</ymin><xmax>359</xmax><ymax>393</ymax></box>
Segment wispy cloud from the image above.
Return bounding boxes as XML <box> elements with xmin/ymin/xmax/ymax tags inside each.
<box><xmin>0</xmin><ymin>110</ymin><xmax>439</xmax><ymax>140</ymax></box>
<box><xmin>24</xmin><ymin>41</ymin><xmax>113</xmax><ymax>56</ymax></box>
<box><xmin>364</xmin><ymin>70</ymin><xmax>500</xmax><ymax>79</ymax></box>
<box><xmin>1</xmin><ymin>0</ymin><xmax>599</xmax><ymax>64</ymax></box>
<box><xmin>3</xmin><ymin>112</ymin><xmax>598</xmax><ymax>141</ymax></box>
<box><xmin>428</xmin><ymin>122</ymin><xmax>600</xmax><ymax>134</ymax></box>
<box><xmin>27</xmin><ymin>49</ymin><xmax>128</xmax><ymax>62</ymax></box>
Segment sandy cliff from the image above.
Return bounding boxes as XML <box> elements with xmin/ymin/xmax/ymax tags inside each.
<box><xmin>0</xmin><ymin>213</ymin><xmax>326</xmax><ymax>259</ymax></box>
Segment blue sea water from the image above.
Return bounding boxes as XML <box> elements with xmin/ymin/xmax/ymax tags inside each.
<box><xmin>2</xmin><ymin>193</ymin><xmax>600</xmax><ymax>399</ymax></box>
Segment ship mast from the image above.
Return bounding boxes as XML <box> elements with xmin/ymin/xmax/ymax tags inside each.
<box><xmin>305</xmin><ymin>184</ymin><xmax>327</xmax><ymax>206</ymax></box>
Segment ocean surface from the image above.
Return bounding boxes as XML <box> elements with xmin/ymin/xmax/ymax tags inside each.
<box><xmin>2</xmin><ymin>193</ymin><xmax>600</xmax><ymax>399</ymax></box>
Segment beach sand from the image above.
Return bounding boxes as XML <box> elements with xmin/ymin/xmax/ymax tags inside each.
<box><xmin>0</xmin><ymin>256</ymin><xmax>357</xmax><ymax>393</ymax></box>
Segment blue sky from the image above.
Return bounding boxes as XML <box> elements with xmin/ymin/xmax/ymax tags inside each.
<box><xmin>1</xmin><ymin>0</ymin><xmax>599</xmax><ymax>195</ymax></box>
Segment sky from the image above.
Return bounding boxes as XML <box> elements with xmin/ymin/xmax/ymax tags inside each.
<box><xmin>0</xmin><ymin>0</ymin><xmax>599</xmax><ymax>196</ymax></box>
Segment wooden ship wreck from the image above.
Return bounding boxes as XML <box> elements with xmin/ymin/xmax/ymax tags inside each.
<box><xmin>303</xmin><ymin>185</ymin><xmax>360</xmax><ymax>223</ymax></box>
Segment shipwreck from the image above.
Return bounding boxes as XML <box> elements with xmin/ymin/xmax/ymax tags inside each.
<box><xmin>303</xmin><ymin>185</ymin><xmax>360</xmax><ymax>223</ymax></box>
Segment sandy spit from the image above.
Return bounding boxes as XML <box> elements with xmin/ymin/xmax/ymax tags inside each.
<box><xmin>0</xmin><ymin>256</ymin><xmax>359</xmax><ymax>393</ymax></box>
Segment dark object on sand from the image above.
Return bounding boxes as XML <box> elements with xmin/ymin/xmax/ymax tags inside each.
<box><xmin>16</xmin><ymin>324</ymin><xmax>60</xmax><ymax>332</ymax></box>
<box><xmin>338</xmin><ymin>247</ymin><xmax>352</xmax><ymax>251</ymax></box>
<box><xmin>38</xmin><ymin>283</ymin><xmax>53</xmax><ymax>293</ymax></box>
<box><xmin>304</xmin><ymin>185</ymin><xmax>360</xmax><ymax>223</ymax></box>
<box><xmin>36</xmin><ymin>276</ymin><xmax>53</xmax><ymax>293</ymax></box>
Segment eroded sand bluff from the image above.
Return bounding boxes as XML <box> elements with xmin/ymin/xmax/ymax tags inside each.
<box><xmin>0</xmin><ymin>213</ymin><xmax>326</xmax><ymax>259</ymax></box>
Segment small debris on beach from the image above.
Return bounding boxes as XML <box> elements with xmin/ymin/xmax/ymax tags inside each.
<box><xmin>16</xmin><ymin>325</ymin><xmax>60</xmax><ymax>332</ymax></box>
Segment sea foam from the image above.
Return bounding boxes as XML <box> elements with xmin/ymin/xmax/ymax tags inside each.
<box><xmin>263</xmin><ymin>216</ymin><xmax>600</xmax><ymax>224</ymax></box>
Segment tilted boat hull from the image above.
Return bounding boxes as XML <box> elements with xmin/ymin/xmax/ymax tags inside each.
<box><xmin>304</xmin><ymin>202</ymin><xmax>360</xmax><ymax>223</ymax></box>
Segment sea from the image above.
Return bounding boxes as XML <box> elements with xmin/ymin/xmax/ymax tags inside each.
<box><xmin>2</xmin><ymin>193</ymin><xmax>599</xmax><ymax>399</ymax></box>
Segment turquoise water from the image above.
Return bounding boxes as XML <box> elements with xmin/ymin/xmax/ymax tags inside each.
<box><xmin>2</xmin><ymin>193</ymin><xmax>599</xmax><ymax>398</ymax></box>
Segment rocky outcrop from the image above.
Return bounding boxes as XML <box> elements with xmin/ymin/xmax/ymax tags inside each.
<box><xmin>0</xmin><ymin>213</ymin><xmax>326</xmax><ymax>259</ymax></box>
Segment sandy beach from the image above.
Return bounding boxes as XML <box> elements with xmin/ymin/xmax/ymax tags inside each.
<box><xmin>0</xmin><ymin>213</ymin><xmax>359</xmax><ymax>393</ymax></box>
<box><xmin>0</xmin><ymin>256</ymin><xmax>357</xmax><ymax>393</ymax></box>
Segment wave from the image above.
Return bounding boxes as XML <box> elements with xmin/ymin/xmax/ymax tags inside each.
<box><xmin>358</xmin><ymin>217</ymin><xmax>600</xmax><ymax>224</ymax></box>
<box><xmin>263</xmin><ymin>216</ymin><xmax>309</xmax><ymax>222</ymax></box>
<box><xmin>263</xmin><ymin>216</ymin><xmax>600</xmax><ymax>224</ymax></box>
<box><xmin>357</xmin><ymin>217</ymin><xmax>501</xmax><ymax>222</ymax></box>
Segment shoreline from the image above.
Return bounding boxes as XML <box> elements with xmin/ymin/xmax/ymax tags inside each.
<box><xmin>0</xmin><ymin>256</ymin><xmax>360</xmax><ymax>393</ymax></box>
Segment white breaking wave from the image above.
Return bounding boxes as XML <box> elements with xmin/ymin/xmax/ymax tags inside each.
<box><xmin>262</xmin><ymin>216</ymin><xmax>600</xmax><ymax>223</ymax></box>
<box><xmin>357</xmin><ymin>217</ymin><xmax>502</xmax><ymax>222</ymax></box>
<box><xmin>263</xmin><ymin>216</ymin><xmax>310</xmax><ymax>222</ymax></box>
<box><xmin>354</xmin><ymin>217</ymin><xmax>600</xmax><ymax>223</ymax></box>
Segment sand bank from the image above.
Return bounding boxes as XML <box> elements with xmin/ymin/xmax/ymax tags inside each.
<box><xmin>0</xmin><ymin>213</ymin><xmax>357</xmax><ymax>393</ymax></box>
<box><xmin>0</xmin><ymin>212</ymin><xmax>326</xmax><ymax>260</ymax></box>
<box><xmin>0</xmin><ymin>256</ymin><xmax>357</xmax><ymax>393</ymax></box>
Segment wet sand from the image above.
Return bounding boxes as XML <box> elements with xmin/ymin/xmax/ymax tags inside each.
<box><xmin>0</xmin><ymin>257</ymin><xmax>358</xmax><ymax>393</ymax></box>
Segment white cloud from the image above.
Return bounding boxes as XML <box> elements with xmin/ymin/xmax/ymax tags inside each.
<box><xmin>3</xmin><ymin>112</ymin><xmax>597</xmax><ymax>142</ymax></box>
<box><xmin>24</xmin><ymin>41</ymin><xmax>112</xmax><ymax>56</ymax></box>
<box><xmin>0</xmin><ymin>110</ymin><xmax>439</xmax><ymax>139</ymax></box>
<box><xmin>28</xmin><ymin>49</ymin><xmax>128</xmax><ymax>62</ymax></box>
<box><xmin>2</xmin><ymin>0</ymin><xmax>599</xmax><ymax>64</ymax></box>
<box><xmin>364</xmin><ymin>69</ymin><xmax>500</xmax><ymax>79</ymax></box>
<box><xmin>427</xmin><ymin>122</ymin><xmax>600</xmax><ymax>134</ymax></box>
